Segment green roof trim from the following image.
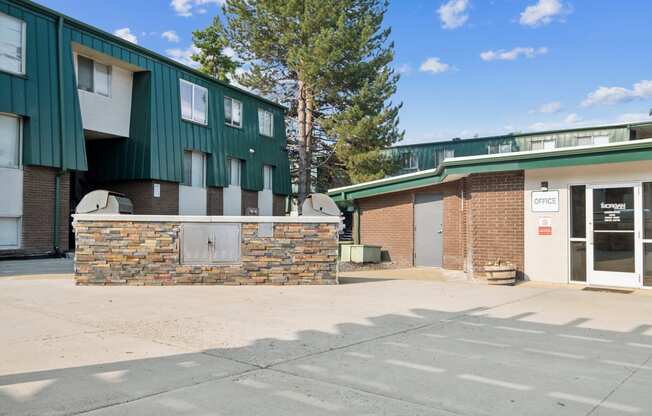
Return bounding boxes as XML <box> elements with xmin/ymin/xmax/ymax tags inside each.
<box><xmin>329</xmin><ymin>139</ymin><xmax>652</xmax><ymax>202</ymax></box>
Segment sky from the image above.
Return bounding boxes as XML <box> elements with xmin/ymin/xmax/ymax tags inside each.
<box><xmin>36</xmin><ymin>0</ymin><xmax>652</xmax><ymax>145</ymax></box>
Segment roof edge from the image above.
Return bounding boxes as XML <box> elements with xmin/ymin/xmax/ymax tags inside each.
<box><xmin>12</xmin><ymin>0</ymin><xmax>285</xmax><ymax>111</ymax></box>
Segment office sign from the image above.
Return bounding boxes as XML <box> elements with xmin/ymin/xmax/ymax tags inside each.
<box><xmin>532</xmin><ymin>190</ymin><xmax>559</xmax><ymax>212</ymax></box>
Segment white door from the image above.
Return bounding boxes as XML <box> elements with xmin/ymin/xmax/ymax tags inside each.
<box><xmin>586</xmin><ymin>183</ymin><xmax>641</xmax><ymax>288</ymax></box>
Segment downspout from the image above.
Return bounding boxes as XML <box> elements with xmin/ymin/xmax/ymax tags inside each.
<box><xmin>54</xmin><ymin>15</ymin><xmax>67</xmax><ymax>255</ymax></box>
<box><xmin>353</xmin><ymin>201</ymin><xmax>360</xmax><ymax>244</ymax></box>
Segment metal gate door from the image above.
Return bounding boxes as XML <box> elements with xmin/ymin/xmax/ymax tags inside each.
<box><xmin>414</xmin><ymin>193</ymin><xmax>443</xmax><ymax>267</ymax></box>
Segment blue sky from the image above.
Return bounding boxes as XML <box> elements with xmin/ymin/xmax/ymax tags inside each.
<box><xmin>37</xmin><ymin>0</ymin><xmax>652</xmax><ymax>145</ymax></box>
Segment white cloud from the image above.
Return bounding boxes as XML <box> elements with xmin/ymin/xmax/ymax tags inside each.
<box><xmin>529</xmin><ymin>101</ymin><xmax>562</xmax><ymax>114</ymax></box>
<box><xmin>480</xmin><ymin>47</ymin><xmax>548</xmax><ymax>61</ymax></box>
<box><xmin>581</xmin><ymin>80</ymin><xmax>652</xmax><ymax>107</ymax></box>
<box><xmin>166</xmin><ymin>44</ymin><xmax>201</xmax><ymax>67</ymax></box>
<box><xmin>519</xmin><ymin>0</ymin><xmax>567</xmax><ymax>27</ymax></box>
<box><xmin>113</xmin><ymin>28</ymin><xmax>138</xmax><ymax>44</ymax></box>
<box><xmin>171</xmin><ymin>0</ymin><xmax>224</xmax><ymax>17</ymax></box>
<box><xmin>564</xmin><ymin>113</ymin><xmax>582</xmax><ymax>124</ymax></box>
<box><xmin>162</xmin><ymin>30</ymin><xmax>180</xmax><ymax>43</ymax></box>
<box><xmin>438</xmin><ymin>0</ymin><xmax>470</xmax><ymax>29</ymax></box>
<box><xmin>419</xmin><ymin>57</ymin><xmax>451</xmax><ymax>74</ymax></box>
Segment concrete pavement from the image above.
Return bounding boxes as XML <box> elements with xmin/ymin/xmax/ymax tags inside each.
<box><xmin>1</xmin><ymin>271</ymin><xmax>652</xmax><ymax>415</ymax></box>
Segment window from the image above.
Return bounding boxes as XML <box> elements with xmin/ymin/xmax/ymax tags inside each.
<box><xmin>400</xmin><ymin>153</ymin><xmax>418</xmax><ymax>171</ymax></box>
<box><xmin>488</xmin><ymin>143</ymin><xmax>512</xmax><ymax>154</ymax></box>
<box><xmin>258</xmin><ymin>109</ymin><xmax>274</xmax><ymax>137</ymax></box>
<box><xmin>569</xmin><ymin>185</ymin><xmax>586</xmax><ymax>282</ymax></box>
<box><xmin>577</xmin><ymin>135</ymin><xmax>610</xmax><ymax>147</ymax></box>
<box><xmin>182</xmin><ymin>150</ymin><xmax>206</xmax><ymax>188</ymax></box>
<box><xmin>530</xmin><ymin>138</ymin><xmax>556</xmax><ymax>151</ymax></box>
<box><xmin>0</xmin><ymin>114</ymin><xmax>20</xmax><ymax>168</ymax></box>
<box><xmin>224</xmin><ymin>97</ymin><xmax>242</xmax><ymax>128</ymax></box>
<box><xmin>228</xmin><ymin>158</ymin><xmax>242</xmax><ymax>186</ymax></box>
<box><xmin>263</xmin><ymin>165</ymin><xmax>273</xmax><ymax>190</ymax></box>
<box><xmin>77</xmin><ymin>55</ymin><xmax>112</xmax><ymax>97</ymax></box>
<box><xmin>0</xmin><ymin>114</ymin><xmax>21</xmax><ymax>249</ymax></box>
<box><xmin>180</xmin><ymin>80</ymin><xmax>208</xmax><ymax>125</ymax></box>
<box><xmin>0</xmin><ymin>12</ymin><xmax>26</xmax><ymax>75</ymax></box>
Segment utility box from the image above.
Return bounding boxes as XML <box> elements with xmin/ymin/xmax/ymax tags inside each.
<box><xmin>339</xmin><ymin>242</ymin><xmax>353</xmax><ymax>262</ymax></box>
<box><xmin>347</xmin><ymin>244</ymin><xmax>381</xmax><ymax>264</ymax></box>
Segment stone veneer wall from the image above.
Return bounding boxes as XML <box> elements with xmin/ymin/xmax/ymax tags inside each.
<box><xmin>73</xmin><ymin>218</ymin><xmax>339</xmax><ymax>285</ymax></box>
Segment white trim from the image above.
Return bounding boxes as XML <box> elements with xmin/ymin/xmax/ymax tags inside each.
<box><xmin>0</xmin><ymin>11</ymin><xmax>26</xmax><ymax>76</ymax></box>
<box><xmin>180</xmin><ymin>79</ymin><xmax>209</xmax><ymax>126</ymax></box>
<box><xmin>72</xmin><ymin>214</ymin><xmax>341</xmax><ymax>223</ymax></box>
<box><xmin>224</xmin><ymin>96</ymin><xmax>243</xmax><ymax>128</ymax></box>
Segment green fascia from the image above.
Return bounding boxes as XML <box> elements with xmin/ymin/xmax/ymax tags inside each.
<box><xmin>330</xmin><ymin>141</ymin><xmax>652</xmax><ymax>202</ymax></box>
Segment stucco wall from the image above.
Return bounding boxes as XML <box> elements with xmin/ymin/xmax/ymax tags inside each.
<box><xmin>524</xmin><ymin>160</ymin><xmax>652</xmax><ymax>283</ymax></box>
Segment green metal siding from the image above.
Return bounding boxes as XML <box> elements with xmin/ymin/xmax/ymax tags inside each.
<box><xmin>0</xmin><ymin>0</ymin><xmax>290</xmax><ymax>195</ymax></box>
<box><xmin>388</xmin><ymin>127</ymin><xmax>630</xmax><ymax>174</ymax></box>
<box><xmin>331</xmin><ymin>140</ymin><xmax>652</xmax><ymax>202</ymax></box>
<box><xmin>0</xmin><ymin>1</ymin><xmax>86</xmax><ymax>170</ymax></box>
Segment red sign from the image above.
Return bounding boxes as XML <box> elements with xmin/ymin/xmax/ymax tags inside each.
<box><xmin>538</xmin><ymin>226</ymin><xmax>552</xmax><ymax>235</ymax></box>
<box><xmin>538</xmin><ymin>217</ymin><xmax>552</xmax><ymax>236</ymax></box>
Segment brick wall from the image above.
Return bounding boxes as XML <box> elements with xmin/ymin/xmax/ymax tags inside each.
<box><xmin>359</xmin><ymin>191</ymin><xmax>414</xmax><ymax>266</ymax></box>
<box><xmin>241</xmin><ymin>190</ymin><xmax>258</xmax><ymax>215</ymax></box>
<box><xmin>106</xmin><ymin>181</ymin><xmax>179</xmax><ymax>215</ymax></box>
<box><xmin>74</xmin><ymin>219</ymin><xmax>338</xmax><ymax>285</ymax></box>
<box><xmin>355</xmin><ymin>172</ymin><xmax>524</xmax><ymax>275</ymax></box>
<box><xmin>4</xmin><ymin>166</ymin><xmax>70</xmax><ymax>257</ymax></box>
<box><xmin>466</xmin><ymin>171</ymin><xmax>524</xmax><ymax>276</ymax></box>
<box><xmin>207</xmin><ymin>187</ymin><xmax>224</xmax><ymax>215</ymax></box>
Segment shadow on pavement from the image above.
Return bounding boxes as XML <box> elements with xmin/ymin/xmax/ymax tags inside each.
<box><xmin>1</xmin><ymin>305</ymin><xmax>652</xmax><ymax>415</ymax></box>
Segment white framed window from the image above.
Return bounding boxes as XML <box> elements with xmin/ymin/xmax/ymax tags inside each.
<box><xmin>488</xmin><ymin>143</ymin><xmax>512</xmax><ymax>154</ymax></box>
<box><xmin>258</xmin><ymin>109</ymin><xmax>274</xmax><ymax>137</ymax></box>
<box><xmin>263</xmin><ymin>165</ymin><xmax>273</xmax><ymax>190</ymax></box>
<box><xmin>0</xmin><ymin>113</ymin><xmax>21</xmax><ymax>168</ymax></box>
<box><xmin>182</xmin><ymin>150</ymin><xmax>206</xmax><ymax>188</ymax></box>
<box><xmin>76</xmin><ymin>55</ymin><xmax>112</xmax><ymax>97</ymax></box>
<box><xmin>0</xmin><ymin>114</ymin><xmax>22</xmax><ymax>249</ymax></box>
<box><xmin>228</xmin><ymin>158</ymin><xmax>242</xmax><ymax>186</ymax></box>
<box><xmin>439</xmin><ymin>149</ymin><xmax>454</xmax><ymax>161</ymax></box>
<box><xmin>0</xmin><ymin>217</ymin><xmax>20</xmax><ymax>248</ymax></box>
<box><xmin>224</xmin><ymin>97</ymin><xmax>242</xmax><ymax>128</ymax></box>
<box><xmin>180</xmin><ymin>79</ymin><xmax>208</xmax><ymax>125</ymax></box>
<box><xmin>400</xmin><ymin>153</ymin><xmax>418</xmax><ymax>171</ymax></box>
<box><xmin>530</xmin><ymin>138</ymin><xmax>556</xmax><ymax>151</ymax></box>
<box><xmin>0</xmin><ymin>12</ymin><xmax>26</xmax><ymax>75</ymax></box>
<box><xmin>577</xmin><ymin>135</ymin><xmax>610</xmax><ymax>147</ymax></box>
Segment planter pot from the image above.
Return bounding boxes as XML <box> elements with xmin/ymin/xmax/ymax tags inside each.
<box><xmin>475</xmin><ymin>264</ymin><xmax>517</xmax><ymax>286</ymax></box>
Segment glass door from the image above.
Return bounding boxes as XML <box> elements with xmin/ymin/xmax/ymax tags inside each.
<box><xmin>587</xmin><ymin>183</ymin><xmax>641</xmax><ymax>288</ymax></box>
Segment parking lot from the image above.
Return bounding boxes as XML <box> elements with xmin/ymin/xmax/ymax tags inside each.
<box><xmin>2</xmin><ymin>261</ymin><xmax>652</xmax><ymax>415</ymax></box>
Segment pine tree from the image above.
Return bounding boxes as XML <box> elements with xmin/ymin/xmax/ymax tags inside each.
<box><xmin>192</xmin><ymin>17</ymin><xmax>237</xmax><ymax>82</ymax></box>
<box><xmin>198</xmin><ymin>0</ymin><xmax>403</xmax><ymax>207</ymax></box>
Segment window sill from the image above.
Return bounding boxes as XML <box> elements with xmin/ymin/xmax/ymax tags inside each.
<box><xmin>0</xmin><ymin>68</ymin><xmax>27</xmax><ymax>79</ymax></box>
<box><xmin>225</xmin><ymin>123</ymin><xmax>242</xmax><ymax>129</ymax></box>
<box><xmin>182</xmin><ymin>118</ymin><xmax>209</xmax><ymax>127</ymax></box>
<box><xmin>260</xmin><ymin>133</ymin><xmax>274</xmax><ymax>139</ymax></box>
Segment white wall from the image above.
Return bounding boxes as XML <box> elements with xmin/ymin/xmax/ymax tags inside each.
<box><xmin>0</xmin><ymin>167</ymin><xmax>23</xmax><ymax>248</ymax></box>
<box><xmin>179</xmin><ymin>185</ymin><xmax>207</xmax><ymax>215</ymax></box>
<box><xmin>75</xmin><ymin>53</ymin><xmax>133</xmax><ymax>138</ymax></box>
<box><xmin>258</xmin><ymin>190</ymin><xmax>273</xmax><ymax>216</ymax></box>
<box><xmin>524</xmin><ymin>160</ymin><xmax>652</xmax><ymax>283</ymax></box>
<box><xmin>223</xmin><ymin>185</ymin><xmax>242</xmax><ymax>215</ymax></box>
